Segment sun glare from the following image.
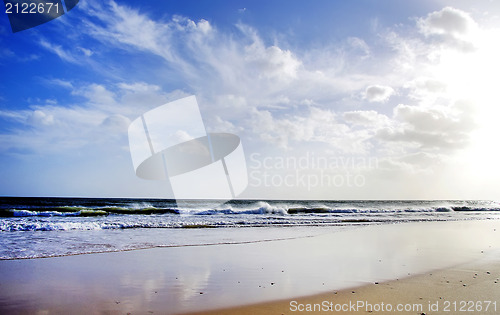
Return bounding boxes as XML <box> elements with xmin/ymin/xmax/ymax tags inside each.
<box><xmin>433</xmin><ymin>27</ymin><xmax>500</xmax><ymax>182</ymax></box>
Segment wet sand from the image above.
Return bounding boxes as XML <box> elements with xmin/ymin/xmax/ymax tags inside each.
<box><xmin>188</xmin><ymin>261</ymin><xmax>500</xmax><ymax>314</ymax></box>
<box><xmin>0</xmin><ymin>220</ymin><xmax>499</xmax><ymax>314</ymax></box>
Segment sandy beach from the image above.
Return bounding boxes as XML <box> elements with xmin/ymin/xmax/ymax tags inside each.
<box><xmin>1</xmin><ymin>219</ymin><xmax>499</xmax><ymax>314</ymax></box>
<box><xmin>189</xmin><ymin>261</ymin><xmax>500</xmax><ymax>314</ymax></box>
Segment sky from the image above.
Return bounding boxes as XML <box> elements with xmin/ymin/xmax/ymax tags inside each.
<box><xmin>1</xmin><ymin>0</ymin><xmax>500</xmax><ymax>199</ymax></box>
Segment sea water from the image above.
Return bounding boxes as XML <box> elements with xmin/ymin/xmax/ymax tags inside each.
<box><xmin>1</xmin><ymin>197</ymin><xmax>499</xmax><ymax>259</ymax></box>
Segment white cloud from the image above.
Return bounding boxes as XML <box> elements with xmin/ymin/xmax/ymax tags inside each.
<box><xmin>395</xmin><ymin>103</ymin><xmax>474</xmax><ymax>133</ymax></box>
<box><xmin>247</xmin><ymin>107</ymin><xmax>373</xmax><ymax>153</ymax></box>
<box><xmin>418</xmin><ymin>7</ymin><xmax>476</xmax><ymax>37</ymax></box>
<box><xmin>0</xmin><ymin>79</ymin><xmax>182</xmax><ymax>156</ymax></box>
<box><xmin>100</xmin><ymin>114</ymin><xmax>131</xmax><ymax>133</ymax></box>
<box><xmin>417</xmin><ymin>7</ymin><xmax>478</xmax><ymax>51</ymax></box>
<box><xmin>46</xmin><ymin>78</ymin><xmax>74</xmax><ymax>89</ymax></box>
<box><xmin>377</xmin><ymin>102</ymin><xmax>476</xmax><ymax>150</ymax></box>
<box><xmin>343</xmin><ymin>110</ymin><xmax>390</xmax><ymax>127</ymax></box>
<box><xmin>376</xmin><ymin>152</ymin><xmax>445</xmax><ymax>175</ymax></box>
<box><xmin>196</xmin><ymin>19</ymin><xmax>212</xmax><ymax>34</ymax></box>
<box><xmin>78</xmin><ymin>1</ymin><xmax>367</xmax><ymax>106</ymax></box>
<box><xmin>85</xmin><ymin>1</ymin><xmax>168</xmax><ymax>57</ymax></box>
<box><xmin>79</xmin><ymin>47</ymin><xmax>94</xmax><ymax>57</ymax></box>
<box><xmin>0</xmin><ymin>106</ymin><xmax>106</xmax><ymax>154</ymax></box>
<box><xmin>347</xmin><ymin>37</ymin><xmax>371</xmax><ymax>58</ymax></box>
<box><xmin>39</xmin><ymin>39</ymin><xmax>78</xmax><ymax>63</ymax></box>
<box><xmin>28</xmin><ymin>110</ymin><xmax>55</xmax><ymax>126</ymax></box>
<box><xmin>244</xmin><ymin>44</ymin><xmax>301</xmax><ymax>80</ymax></box>
<box><xmin>406</xmin><ymin>77</ymin><xmax>447</xmax><ymax>100</ymax></box>
<box><xmin>118</xmin><ymin>82</ymin><xmax>161</xmax><ymax>93</ymax></box>
<box><xmin>0</xmin><ymin>110</ymin><xmax>25</xmax><ymax>122</ymax></box>
<box><xmin>76</xmin><ymin>84</ymin><xmax>117</xmax><ymax>107</ymax></box>
<box><xmin>364</xmin><ymin>85</ymin><xmax>394</xmax><ymax>103</ymax></box>
<box><xmin>206</xmin><ymin>116</ymin><xmax>242</xmax><ymax>134</ymax></box>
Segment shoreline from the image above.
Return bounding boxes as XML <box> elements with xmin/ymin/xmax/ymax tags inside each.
<box><xmin>1</xmin><ymin>219</ymin><xmax>499</xmax><ymax>314</ymax></box>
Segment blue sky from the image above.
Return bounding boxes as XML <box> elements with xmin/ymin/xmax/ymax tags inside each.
<box><xmin>1</xmin><ymin>0</ymin><xmax>500</xmax><ymax>199</ymax></box>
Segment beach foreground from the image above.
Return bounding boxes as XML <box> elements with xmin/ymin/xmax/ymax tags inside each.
<box><xmin>1</xmin><ymin>220</ymin><xmax>499</xmax><ymax>314</ymax></box>
<box><xmin>189</xmin><ymin>260</ymin><xmax>500</xmax><ymax>314</ymax></box>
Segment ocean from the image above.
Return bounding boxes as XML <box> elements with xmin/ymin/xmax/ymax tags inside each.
<box><xmin>1</xmin><ymin>197</ymin><xmax>499</xmax><ymax>260</ymax></box>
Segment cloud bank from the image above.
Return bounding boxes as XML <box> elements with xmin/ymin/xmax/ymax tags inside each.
<box><xmin>1</xmin><ymin>3</ymin><xmax>499</xmax><ymax>198</ymax></box>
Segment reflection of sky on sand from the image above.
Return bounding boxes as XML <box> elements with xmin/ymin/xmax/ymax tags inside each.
<box><xmin>184</xmin><ymin>220</ymin><xmax>499</xmax><ymax>310</ymax></box>
<box><xmin>116</xmin><ymin>252</ymin><xmax>212</xmax><ymax>311</ymax></box>
<box><xmin>1</xmin><ymin>221</ymin><xmax>499</xmax><ymax>314</ymax></box>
